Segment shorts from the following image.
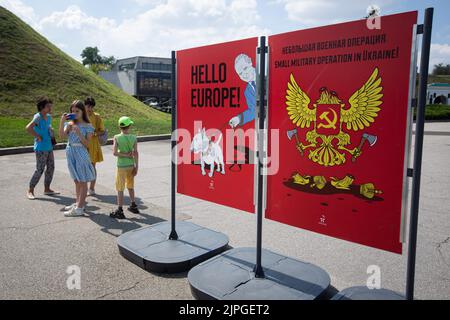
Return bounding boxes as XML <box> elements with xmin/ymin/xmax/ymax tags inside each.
<box><xmin>115</xmin><ymin>167</ymin><xmax>135</xmax><ymax>192</ymax></box>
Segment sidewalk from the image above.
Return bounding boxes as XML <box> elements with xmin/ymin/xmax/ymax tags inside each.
<box><xmin>0</xmin><ymin>125</ymin><xmax>449</xmax><ymax>299</ymax></box>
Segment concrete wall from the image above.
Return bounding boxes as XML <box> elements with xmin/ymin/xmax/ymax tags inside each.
<box><xmin>111</xmin><ymin>56</ymin><xmax>171</xmax><ymax>72</ymax></box>
<box><xmin>99</xmin><ymin>70</ymin><xmax>136</xmax><ymax>96</ymax></box>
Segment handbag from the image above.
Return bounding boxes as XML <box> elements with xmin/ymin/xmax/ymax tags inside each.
<box><xmin>49</xmin><ymin>128</ymin><xmax>57</xmax><ymax>146</ymax></box>
<box><xmin>98</xmin><ymin>129</ymin><xmax>109</xmax><ymax>146</ymax></box>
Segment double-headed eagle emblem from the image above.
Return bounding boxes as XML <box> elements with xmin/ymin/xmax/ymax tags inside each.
<box><xmin>286</xmin><ymin>68</ymin><xmax>383</xmax><ymax>167</ymax></box>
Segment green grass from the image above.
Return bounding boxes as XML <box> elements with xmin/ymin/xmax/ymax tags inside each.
<box><xmin>3</xmin><ymin>104</ymin><xmax>449</xmax><ymax>148</ymax></box>
<box><xmin>428</xmin><ymin>75</ymin><xmax>450</xmax><ymax>85</ymax></box>
<box><xmin>0</xmin><ymin>117</ymin><xmax>171</xmax><ymax>148</ymax></box>
<box><xmin>102</xmin><ymin>119</ymin><xmax>171</xmax><ymax>138</ymax></box>
<box><xmin>417</xmin><ymin>104</ymin><xmax>450</xmax><ymax>121</ymax></box>
<box><xmin>0</xmin><ymin>6</ymin><xmax>170</xmax><ymax>148</ymax></box>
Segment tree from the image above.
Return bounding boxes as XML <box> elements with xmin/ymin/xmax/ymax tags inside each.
<box><xmin>102</xmin><ymin>55</ymin><xmax>116</xmax><ymax>66</ymax></box>
<box><xmin>432</xmin><ymin>63</ymin><xmax>450</xmax><ymax>76</ymax></box>
<box><xmin>81</xmin><ymin>46</ymin><xmax>116</xmax><ymax>74</ymax></box>
<box><xmin>81</xmin><ymin>46</ymin><xmax>101</xmax><ymax>66</ymax></box>
<box><xmin>90</xmin><ymin>64</ymin><xmax>113</xmax><ymax>75</ymax></box>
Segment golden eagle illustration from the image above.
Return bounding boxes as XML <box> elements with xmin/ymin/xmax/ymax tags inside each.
<box><xmin>286</xmin><ymin>68</ymin><xmax>383</xmax><ymax>167</ymax></box>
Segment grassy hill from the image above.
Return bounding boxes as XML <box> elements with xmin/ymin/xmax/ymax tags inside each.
<box><xmin>0</xmin><ymin>6</ymin><xmax>170</xmax><ymax>148</ymax></box>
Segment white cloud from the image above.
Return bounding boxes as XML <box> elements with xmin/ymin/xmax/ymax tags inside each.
<box><xmin>37</xmin><ymin>0</ymin><xmax>268</xmax><ymax>59</ymax></box>
<box><xmin>130</xmin><ymin>0</ymin><xmax>164</xmax><ymax>6</ymax></box>
<box><xmin>0</xmin><ymin>0</ymin><xmax>36</xmax><ymax>24</ymax></box>
<box><xmin>278</xmin><ymin>0</ymin><xmax>393</xmax><ymax>26</ymax></box>
<box><xmin>7</xmin><ymin>0</ymin><xmax>449</xmax><ymax>74</ymax></box>
<box><xmin>275</xmin><ymin>1</ymin><xmax>449</xmax><ymax>73</ymax></box>
<box><xmin>38</xmin><ymin>5</ymin><xmax>116</xmax><ymax>31</ymax></box>
<box><xmin>284</xmin><ymin>0</ymin><xmax>334</xmax><ymax>24</ymax></box>
<box><xmin>230</xmin><ymin>0</ymin><xmax>260</xmax><ymax>24</ymax></box>
<box><xmin>430</xmin><ymin>43</ymin><xmax>450</xmax><ymax>67</ymax></box>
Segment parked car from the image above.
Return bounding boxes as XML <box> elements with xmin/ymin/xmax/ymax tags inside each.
<box><xmin>143</xmin><ymin>98</ymin><xmax>159</xmax><ymax>108</ymax></box>
<box><xmin>159</xmin><ymin>100</ymin><xmax>172</xmax><ymax>113</ymax></box>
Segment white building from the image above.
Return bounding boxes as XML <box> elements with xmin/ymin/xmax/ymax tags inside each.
<box><xmin>427</xmin><ymin>83</ymin><xmax>450</xmax><ymax>105</ymax></box>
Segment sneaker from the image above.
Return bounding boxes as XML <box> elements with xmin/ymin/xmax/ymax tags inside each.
<box><xmin>64</xmin><ymin>203</ymin><xmax>76</xmax><ymax>211</ymax></box>
<box><xmin>27</xmin><ymin>191</ymin><xmax>36</xmax><ymax>200</ymax></box>
<box><xmin>64</xmin><ymin>207</ymin><xmax>84</xmax><ymax>217</ymax></box>
<box><xmin>128</xmin><ymin>203</ymin><xmax>140</xmax><ymax>214</ymax></box>
<box><xmin>110</xmin><ymin>208</ymin><xmax>126</xmax><ymax>220</ymax></box>
<box><xmin>88</xmin><ymin>189</ymin><xmax>96</xmax><ymax>196</ymax></box>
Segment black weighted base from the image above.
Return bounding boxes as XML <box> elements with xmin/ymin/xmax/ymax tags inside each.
<box><xmin>188</xmin><ymin>247</ymin><xmax>331</xmax><ymax>300</ymax></box>
<box><xmin>332</xmin><ymin>286</ymin><xmax>405</xmax><ymax>300</ymax></box>
<box><xmin>117</xmin><ymin>221</ymin><xmax>229</xmax><ymax>273</ymax></box>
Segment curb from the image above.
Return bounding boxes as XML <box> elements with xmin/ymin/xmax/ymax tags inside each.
<box><xmin>0</xmin><ymin>134</ymin><xmax>171</xmax><ymax>156</ymax></box>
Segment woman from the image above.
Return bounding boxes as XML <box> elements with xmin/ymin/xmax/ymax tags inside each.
<box><xmin>26</xmin><ymin>96</ymin><xmax>58</xmax><ymax>199</ymax></box>
<box><xmin>59</xmin><ymin>100</ymin><xmax>96</xmax><ymax>217</ymax></box>
<box><xmin>85</xmin><ymin>97</ymin><xmax>104</xmax><ymax>196</ymax></box>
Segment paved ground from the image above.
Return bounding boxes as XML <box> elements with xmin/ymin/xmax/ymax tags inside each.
<box><xmin>0</xmin><ymin>122</ymin><xmax>449</xmax><ymax>300</ymax></box>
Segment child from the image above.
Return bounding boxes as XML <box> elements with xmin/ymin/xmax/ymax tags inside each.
<box><xmin>26</xmin><ymin>96</ymin><xmax>58</xmax><ymax>200</ymax></box>
<box><xmin>110</xmin><ymin>116</ymin><xmax>140</xmax><ymax>219</ymax></box>
<box><xmin>59</xmin><ymin>100</ymin><xmax>96</xmax><ymax>217</ymax></box>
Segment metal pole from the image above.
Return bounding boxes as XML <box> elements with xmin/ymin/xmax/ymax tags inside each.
<box><xmin>169</xmin><ymin>50</ymin><xmax>179</xmax><ymax>240</ymax></box>
<box><xmin>406</xmin><ymin>7</ymin><xmax>433</xmax><ymax>300</ymax></box>
<box><xmin>254</xmin><ymin>36</ymin><xmax>266</xmax><ymax>278</ymax></box>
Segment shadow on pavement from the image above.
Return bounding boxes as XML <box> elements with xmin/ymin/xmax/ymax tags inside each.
<box><xmin>319</xmin><ymin>285</ymin><xmax>340</xmax><ymax>300</ymax></box>
<box><xmin>88</xmin><ymin>212</ymin><xmax>165</xmax><ymax>237</ymax></box>
<box><xmin>90</xmin><ymin>193</ymin><xmax>149</xmax><ymax>210</ymax></box>
<box><xmin>40</xmin><ymin>193</ymin><xmax>166</xmax><ymax>237</ymax></box>
<box><xmin>149</xmin><ymin>271</ymin><xmax>189</xmax><ymax>279</ymax></box>
<box><xmin>36</xmin><ymin>194</ymin><xmax>78</xmax><ymax>210</ymax></box>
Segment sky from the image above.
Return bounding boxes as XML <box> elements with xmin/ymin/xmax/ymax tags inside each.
<box><xmin>1</xmin><ymin>0</ymin><xmax>449</xmax><ymax>69</ymax></box>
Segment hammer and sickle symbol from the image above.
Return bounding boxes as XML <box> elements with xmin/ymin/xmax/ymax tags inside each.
<box><xmin>317</xmin><ymin>108</ymin><xmax>338</xmax><ymax>130</ymax></box>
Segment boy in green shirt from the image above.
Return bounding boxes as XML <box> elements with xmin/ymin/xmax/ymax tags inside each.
<box><xmin>110</xmin><ymin>116</ymin><xmax>140</xmax><ymax>219</ymax></box>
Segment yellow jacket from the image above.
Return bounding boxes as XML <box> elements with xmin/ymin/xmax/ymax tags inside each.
<box><xmin>87</xmin><ymin>111</ymin><xmax>104</xmax><ymax>164</ymax></box>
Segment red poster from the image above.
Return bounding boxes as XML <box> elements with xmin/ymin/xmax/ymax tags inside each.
<box><xmin>177</xmin><ymin>38</ymin><xmax>258</xmax><ymax>213</ymax></box>
<box><xmin>266</xmin><ymin>12</ymin><xmax>417</xmax><ymax>254</ymax></box>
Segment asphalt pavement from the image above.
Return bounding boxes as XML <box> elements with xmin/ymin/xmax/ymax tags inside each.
<box><xmin>0</xmin><ymin>122</ymin><xmax>449</xmax><ymax>300</ymax></box>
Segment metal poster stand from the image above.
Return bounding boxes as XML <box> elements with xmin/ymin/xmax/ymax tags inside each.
<box><xmin>116</xmin><ymin>51</ymin><xmax>229</xmax><ymax>274</ymax></box>
<box><xmin>117</xmin><ymin>8</ymin><xmax>432</xmax><ymax>298</ymax></box>
<box><xmin>333</xmin><ymin>7</ymin><xmax>434</xmax><ymax>301</ymax></box>
<box><xmin>188</xmin><ymin>37</ymin><xmax>331</xmax><ymax>300</ymax></box>
<box><xmin>405</xmin><ymin>6</ymin><xmax>433</xmax><ymax>301</ymax></box>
